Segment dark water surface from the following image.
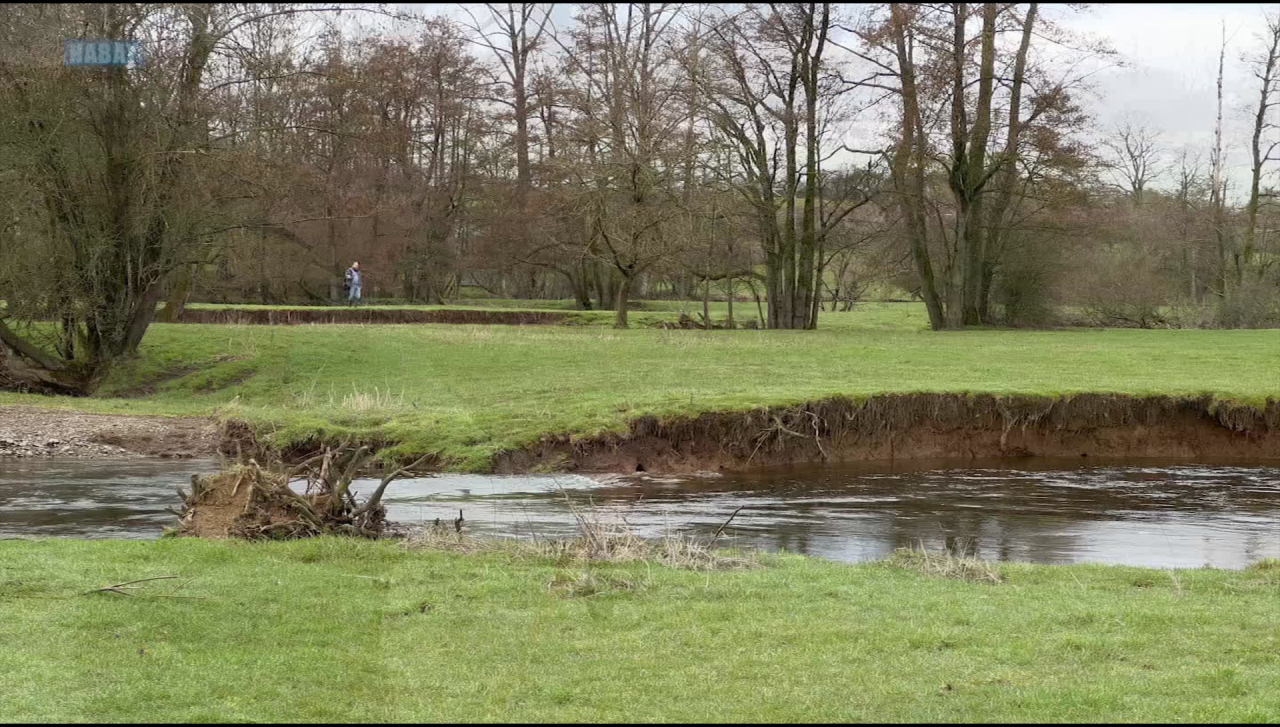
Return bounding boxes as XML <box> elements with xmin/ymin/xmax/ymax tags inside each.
<box><xmin>1</xmin><ymin>457</ymin><xmax>1277</xmax><ymax>569</ymax></box>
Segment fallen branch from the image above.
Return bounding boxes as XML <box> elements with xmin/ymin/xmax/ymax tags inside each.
<box><xmin>85</xmin><ymin>575</ymin><xmax>180</xmax><ymax>596</ymax></box>
<box><xmin>711</xmin><ymin>506</ymin><xmax>745</xmax><ymax>544</ymax></box>
<box><xmin>351</xmin><ymin>453</ymin><xmax>435</xmax><ymax>518</ymax></box>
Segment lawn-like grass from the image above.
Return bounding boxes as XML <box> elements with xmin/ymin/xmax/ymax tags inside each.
<box><xmin>1</xmin><ymin>303</ymin><xmax>1276</xmax><ymax>470</ymax></box>
<box><xmin>0</xmin><ymin>538</ymin><xmax>1276</xmax><ymax>722</ymax></box>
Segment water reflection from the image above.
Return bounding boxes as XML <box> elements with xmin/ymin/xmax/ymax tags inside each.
<box><xmin>1</xmin><ymin>456</ymin><xmax>1277</xmax><ymax>568</ymax></box>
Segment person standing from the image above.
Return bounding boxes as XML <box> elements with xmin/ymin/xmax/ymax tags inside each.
<box><xmin>344</xmin><ymin>261</ymin><xmax>362</xmax><ymax>306</ymax></box>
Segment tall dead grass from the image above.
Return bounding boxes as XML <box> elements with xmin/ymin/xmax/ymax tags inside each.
<box><xmin>403</xmin><ymin>504</ymin><xmax>758</xmax><ymax>572</ymax></box>
<box><xmin>885</xmin><ymin>543</ymin><xmax>1005</xmax><ymax>584</ymax></box>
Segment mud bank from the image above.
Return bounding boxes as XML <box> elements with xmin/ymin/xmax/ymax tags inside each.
<box><xmin>34</xmin><ymin>393</ymin><xmax>1276</xmax><ymax>471</ymax></box>
<box><xmin>172</xmin><ymin>308</ymin><xmax>577</xmax><ymax>326</ymax></box>
<box><xmin>492</xmin><ymin>394</ymin><xmax>1280</xmax><ymax>474</ymax></box>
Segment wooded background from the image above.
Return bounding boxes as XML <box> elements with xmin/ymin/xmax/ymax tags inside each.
<box><xmin>1</xmin><ymin>3</ymin><xmax>1278</xmax><ymax>392</ymax></box>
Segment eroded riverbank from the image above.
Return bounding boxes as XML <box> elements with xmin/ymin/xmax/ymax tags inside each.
<box><xmin>499</xmin><ymin>393</ymin><xmax>1280</xmax><ymax>473</ymax></box>
<box><xmin>4</xmin><ymin>393</ymin><xmax>1278</xmax><ymax>471</ymax></box>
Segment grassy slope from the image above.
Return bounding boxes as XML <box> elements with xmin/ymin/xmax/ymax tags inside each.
<box><xmin>1</xmin><ymin>303</ymin><xmax>1277</xmax><ymax>469</ymax></box>
<box><xmin>1</xmin><ymin>539</ymin><xmax>1276</xmax><ymax>722</ymax></box>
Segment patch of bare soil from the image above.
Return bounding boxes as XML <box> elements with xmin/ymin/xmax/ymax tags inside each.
<box><xmin>493</xmin><ymin>393</ymin><xmax>1280</xmax><ymax>475</ymax></box>
<box><xmin>174</xmin><ymin>308</ymin><xmax>576</xmax><ymax>326</ymax></box>
<box><xmin>0</xmin><ymin>406</ymin><xmax>220</xmax><ymax>459</ymax></box>
<box><xmin>178</xmin><ymin>464</ymin><xmax>310</xmax><ymax>539</ymax></box>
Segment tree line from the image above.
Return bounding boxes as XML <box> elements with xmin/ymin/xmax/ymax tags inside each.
<box><xmin>1</xmin><ymin>3</ymin><xmax>1278</xmax><ymax>393</ymax></box>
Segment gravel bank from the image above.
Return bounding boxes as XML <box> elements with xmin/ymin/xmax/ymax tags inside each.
<box><xmin>0</xmin><ymin>406</ymin><xmax>220</xmax><ymax>459</ymax></box>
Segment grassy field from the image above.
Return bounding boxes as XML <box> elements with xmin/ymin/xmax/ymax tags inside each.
<box><xmin>1</xmin><ymin>538</ymin><xmax>1276</xmax><ymax>722</ymax></box>
<box><xmin>1</xmin><ymin>302</ymin><xmax>1277</xmax><ymax>470</ymax></box>
<box><xmin>4</xmin><ymin>302</ymin><xmax>1277</xmax><ymax>722</ymax></box>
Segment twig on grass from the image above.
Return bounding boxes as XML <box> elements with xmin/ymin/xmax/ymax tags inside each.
<box><xmin>85</xmin><ymin>575</ymin><xmax>180</xmax><ymax>596</ymax></box>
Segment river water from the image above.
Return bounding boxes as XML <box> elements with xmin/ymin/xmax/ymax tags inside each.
<box><xmin>1</xmin><ymin>457</ymin><xmax>1277</xmax><ymax>569</ymax></box>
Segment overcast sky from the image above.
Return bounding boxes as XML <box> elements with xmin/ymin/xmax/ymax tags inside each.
<box><xmin>1070</xmin><ymin>3</ymin><xmax>1270</xmax><ymax>196</ymax></box>
<box><xmin>402</xmin><ymin>2</ymin><xmax>1275</xmax><ymax>198</ymax></box>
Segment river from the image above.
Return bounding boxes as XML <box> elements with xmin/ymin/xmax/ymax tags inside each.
<box><xmin>1</xmin><ymin>457</ymin><xmax>1277</xmax><ymax>569</ymax></box>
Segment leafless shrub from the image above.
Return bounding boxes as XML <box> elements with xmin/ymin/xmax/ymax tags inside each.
<box><xmin>1074</xmin><ymin>245</ymin><xmax>1176</xmax><ymax>328</ymax></box>
<box><xmin>1214</xmin><ymin>278</ymin><xmax>1280</xmax><ymax>328</ymax></box>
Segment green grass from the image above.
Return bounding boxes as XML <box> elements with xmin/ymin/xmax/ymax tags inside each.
<box><xmin>1</xmin><ymin>302</ymin><xmax>1276</xmax><ymax>470</ymax></box>
<box><xmin>1</xmin><ymin>538</ymin><xmax>1276</xmax><ymax>722</ymax></box>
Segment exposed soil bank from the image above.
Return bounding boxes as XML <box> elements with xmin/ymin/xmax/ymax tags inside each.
<box><xmin>0</xmin><ymin>406</ymin><xmax>221</xmax><ymax>459</ymax></box>
<box><xmin>7</xmin><ymin>393</ymin><xmax>1278</xmax><ymax>471</ymax></box>
<box><xmin>172</xmin><ymin>308</ymin><xmax>577</xmax><ymax>326</ymax></box>
<box><xmin>492</xmin><ymin>394</ymin><xmax>1280</xmax><ymax>474</ymax></box>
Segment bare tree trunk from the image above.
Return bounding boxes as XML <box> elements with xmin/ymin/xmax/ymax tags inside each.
<box><xmin>797</xmin><ymin>4</ymin><xmax>830</xmax><ymax>330</ymax></box>
<box><xmin>574</xmin><ymin>259</ymin><xmax>593</xmax><ymax>310</ymax></box>
<box><xmin>978</xmin><ymin>3</ymin><xmax>1037</xmax><ymax>322</ymax></box>
<box><xmin>614</xmin><ymin>275</ymin><xmax>631</xmax><ymax>329</ymax></box>
<box><xmin>961</xmin><ymin>4</ymin><xmax>998</xmax><ymax>325</ymax></box>
<box><xmin>890</xmin><ymin>3</ymin><xmax>946</xmax><ymax>330</ymax></box>
<box><xmin>1211</xmin><ymin>24</ymin><xmax>1229</xmax><ymax>297</ymax></box>
<box><xmin>702</xmin><ymin>276</ymin><xmax>711</xmax><ymax>327</ymax></box>
<box><xmin>779</xmin><ymin>84</ymin><xmax>799</xmax><ymax>329</ymax></box>
<box><xmin>156</xmin><ymin>265</ymin><xmax>195</xmax><ymax>323</ymax></box>
<box><xmin>726</xmin><ymin>277</ymin><xmax>735</xmax><ymax>328</ymax></box>
<box><xmin>1245</xmin><ymin>12</ymin><xmax>1280</xmax><ymax>279</ymax></box>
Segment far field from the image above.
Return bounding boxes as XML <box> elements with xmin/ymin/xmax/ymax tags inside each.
<box><xmin>2</xmin><ymin>302</ymin><xmax>1277</xmax><ymax>470</ymax></box>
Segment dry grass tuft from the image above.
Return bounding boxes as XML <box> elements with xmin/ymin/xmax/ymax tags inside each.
<box><xmin>886</xmin><ymin>544</ymin><xmax>1005</xmax><ymax>584</ymax></box>
<box><xmin>403</xmin><ymin>507</ymin><xmax>758</xmax><ymax>572</ymax></box>
<box><xmin>339</xmin><ymin>386</ymin><xmax>406</xmax><ymax>412</ymax></box>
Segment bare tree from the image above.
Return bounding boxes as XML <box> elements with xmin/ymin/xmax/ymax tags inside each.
<box><xmin>695</xmin><ymin>3</ymin><xmax>876</xmax><ymax>329</ymax></box>
<box><xmin>552</xmin><ymin>2</ymin><xmax>690</xmax><ymax>328</ymax></box>
<box><xmin>885</xmin><ymin>2</ymin><xmax>946</xmax><ymax>330</ymax></box>
<box><xmin>461</xmin><ymin>2</ymin><xmax>553</xmax><ymax>210</ymax></box>
<box><xmin>1209</xmin><ymin>21</ymin><xmax>1229</xmax><ymax>296</ymax></box>
<box><xmin>868</xmin><ymin>2</ymin><xmax>1107</xmax><ymax>328</ymax></box>
<box><xmin>1173</xmin><ymin>149</ymin><xmax>1208</xmax><ymax>303</ymax></box>
<box><xmin>1243</xmin><ymin>7</ymin><xmax>1280</xmax><ymax>280</ymax></box>
<box><xmin>0</xmin><ymin>3</ymin><xmax>396</xmax><ymax>392</ymax></box>
<box><xmin>1100</xmin><ymin>119</ymin><xmax>1165</xmax><ymax>207</ymax></box>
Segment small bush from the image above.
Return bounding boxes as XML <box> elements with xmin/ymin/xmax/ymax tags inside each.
<box><xmin>1213</xmin><ymin>278</ymin><xmax>1280</xmax><ymax>328</ymax></box>
<box><xmin>1075</xmin><ymin>245</ymin><xmax>1176</xmax><ymax>328</ymax></box>
<box><xmin>992</xmin><ymin>257</ymin><xmax>1058</xmax><ymax>326</ymax></box>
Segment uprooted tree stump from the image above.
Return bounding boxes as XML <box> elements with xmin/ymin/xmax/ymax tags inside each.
<box><xmin>174</xmin><ymin>447</ymin><xmax>430</xmax><ymax>540</ymax></box>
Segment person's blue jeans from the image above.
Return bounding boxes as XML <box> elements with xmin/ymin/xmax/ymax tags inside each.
<box><xmin>348</xmin><ymin>284</ymin><xmax>361</xmax><ymax>305</ymax></box>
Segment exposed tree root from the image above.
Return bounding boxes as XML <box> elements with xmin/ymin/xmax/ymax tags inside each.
<box><xmin>174</xmin><ymin>448</ymin><xmax>429</xmax><ymax>539</ymax></box>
